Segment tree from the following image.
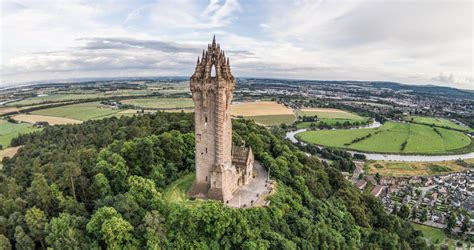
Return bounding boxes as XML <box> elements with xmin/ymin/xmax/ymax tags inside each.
<box><xmin>461</xmin><ymin>215</ymin><xmax>471</xmax><ymax>233</ymax></box>
<box><xmin>126</xmin><ymin>175</ymin><xmax>161</xmax><ymax>209</ymax></box>
<box><xmin>410</xmin><ymin>206</ymin><xmax>418</xmax><ymax>220</ymax></box>
<box><xmin>142</xmin><ymin>210</ymin><xmax>167</xmax><ymax>248</ymax></box>
<box><xmin>398</xmin><ymin>205</ymin><xmax>410</xmax><ymax>220</ymax></box>
<box><xmin>420</xmin><ymin>209</ymin><xmax>428</xmax><ymax>223</ymax></box>
<box><xmin>26</xmin><ymin>173</ymin><xmax>53</xmax><ymax>214</ymax></box>
<box><xmin>14</xmin><ymin>226</ymin><xmax>34</xmax><ymax>250</ymax></box>
<box><xmin>96</xmin><ymin>149</ymin><xmax>129</xmax><ymax>193</ymax></box>
<box><xmin>45</xmin><ymin>213</ymin><xmax>88</xmax><ymax>249</ymax></box>
<box><xmin>446</xmin><ymin>213</ymin><xmax>457</xmax><ymax>233</ymax></box>
<box><xmin>0</xmin><ymin>234</ymin><xmax>12</xmax><ymax>250</ymax></box>
<box><xmin>62</xmin><ymin>162</ymin><xmax>81</xmax><ymax>201</ymax></box>
<box><xmin>87</xmin><ymin>207</ymin><xmax>138</xmax><ymax>248</ymax></box>
<box><xmin>101</xmin><ymin>216</ymin><xmax>137</xmax><ymax>249</ymax></box>
<box><xmin>93</xmin><ymin>173</ymin><xmax>112</xmax><ymax>198</ymax></box>
<box><xmin>375</xmin><ymin>173</ymin><xmax>381</xmax><ymax>184</ymax></box>
<box><xmin>25</xmin><ymin>207</ymin><xmax>47</xmax><ymax>248</ymax></box>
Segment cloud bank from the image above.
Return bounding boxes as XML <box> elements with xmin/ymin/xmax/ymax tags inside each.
<box><xmin>1</xmin><ymin>0</ymin><xmax>473</xmax><ymax>89</ymax></box>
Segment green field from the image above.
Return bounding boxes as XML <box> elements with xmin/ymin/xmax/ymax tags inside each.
<box><xmin>296</xmin><ymin>108</ymin><xmax>368</xmax><ymax>128</ymax></box>
<box><xmin>296</xmin><ymin>122</ymin><xmax>471</xmax><ymax>154</ymax></box>
<box><xmin>7</xmin><ymin>94</ymin><xmax>104</xmax><ymax>106</ymax></box>
<box><xmin>247</xmin><ymin>114</ymin><xmax>296</xmax><ymax>126</ymax></box>
<box><xmin>406</xmin><ymin>116</ymin><xmax>472</xmax><ymax>132</ymax></box>
<box><xmin>32</xmin><ymin>102</ymin><xmax>122</xmax><ymax>121</ymax></box>
<box><xmin>122</xmin><ymin>98</ymin><xmax>193</xmax><ymax>109</ymax></box>
<box><xmin>0</xmin><ymin>120</ymin><xmax>39</xmax><ymax>147</ymax></box>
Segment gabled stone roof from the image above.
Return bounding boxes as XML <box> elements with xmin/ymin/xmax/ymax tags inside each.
<box><xmin>232</xmin><ymin>146</ymin><xmax>251</xmax><ymax>169</ymax></box>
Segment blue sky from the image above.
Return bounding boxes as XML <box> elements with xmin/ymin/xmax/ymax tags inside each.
<box><xmin>1</xmin><ymin>0</ymin><xmax>473</xmax><ymax>89</ymax></box>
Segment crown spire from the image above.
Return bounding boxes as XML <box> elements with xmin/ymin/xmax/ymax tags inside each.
<box><xmin>212</xmin><ymin>35</ymin><xmax>216</xmax><ymax>46</ymax></box>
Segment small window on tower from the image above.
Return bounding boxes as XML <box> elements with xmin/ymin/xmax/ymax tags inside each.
<box><xmin>205</xmin><ymin>147</ymin><xmax>208</xmax><ymax>154</ymax></box>
<box><xmin>211</xmin><ymin>64</ymin><xmax>216</xmax><ymax>77</ymax></box>
<box><xmin>205</xmin><ymin>116</ymin><xmax>208</xmax><ymax>126</ymax></box>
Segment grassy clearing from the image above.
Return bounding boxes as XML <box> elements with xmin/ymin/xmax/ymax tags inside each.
<box><xmin>32</xmin><ymin>102</ymin><xmax>122</xmax><ymax>121</ymax></box>
<box><xmin>406</xmin><ymin>116</ymin><xmax>472</xmax><ymax>132</ymax></box>
<box><xmin>246</xmin><ymin>114</ymin><xmax>296</xmax><ymax>126</ymax></box>
<box><xmin>411</xmin><ymin>223</ymin><xmax>447</xmax><ymax>245</ymax></box>
<box><xmin>367</xmin><ymin>159</ymin><xmax>468</xmax><ymax>176</ymax></box>
<box><xmin>297</xmin><ymin>108</ymin><xmax>365</xmax><ymax>120</ymax></box>
<box><xmin>122</xmin><ymin>98</ymin><xmax>193</xmax><ymax>109</ymax></box>
<box><xmin>162</xmin><ymin>173</ymin><xmax>195</xmax><ymax>204</ymax></box>
<box><xmin>231</xmin><ymin>101</ymin><xmax>294</xmax><ymax>116</ymax></box>
<box><xmin>13</xmin><ymin>114</ymin><xmax>82</xmax><ymax>125</ymax></box>
<box><xmin>296</xmin><ymin>122</ymin><xmax>471</xmax><ymax>154</ymax></box>
<box><xmin>0</xmin><ymin>120</ymin><xmax>39</xmax><ymax>147</ymax></box>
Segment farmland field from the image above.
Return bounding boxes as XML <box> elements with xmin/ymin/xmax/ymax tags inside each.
<box><xmin>296</xmin><ymin>108</ymin><xmax>369</xmax><ymax>128</ymax></box>
<box><xmin>13</xmin><ymin>114</ymin><xmax>82</xmax><ymax>125</ymax></box>
<box><xmin>231</xmin><ymin>101</ymin><xmax>294</xmax><ymax>116</ymax></box>
<box><xmin>122</xmin><ymin>98</ymin><xmax>193</xmax><ymax>109</ymax></box>
<box><xmin>367</xmin><ymin>159</ymin><xmax>468</xmax><ymax>176</ymax></box>
<box><xmin>32</xmin><ymin>102</ymin><xmax>122</xmax><ymax>121</ymax></box>
<box><xmin>297</xmin><ymin>108</ymin><xmax>365</xmax><ymax>120</ymax></box>
<box><xmin>405</xmin><ymin>116</ymin><xmax>472</xmax><ymax>132</ymax></box>
<box><xmin>246</xmin><ymin>114</ymin><xmax>296</xmax><ymax>126</ymax></box>
<box><xmin>231</xmin><ymin>101</ymin><xmax>295</xmax><ymax>126</ymax></box>
<box><xmin>0</xmin><ymin>120</ymin><xmax>39</xmax><ymax>147</ymax></box>
<box><xmin>7</xmin><ymin>93</ymin><xmax>103</xmax><ymax>106</ymax></box>
<box><xmin>0</xmin><ymin>107</ymin><xmax>19</xmax><ymax>115</ymax></box>
<box><xmin>0</xmin><ymin>146</ymin><xmax>21</xmax><ymax>160</ymax></box>
<box><xmin>296</xmin><ymin>122</ymin><xmax>471</xmax><ymax>154</ymax></box>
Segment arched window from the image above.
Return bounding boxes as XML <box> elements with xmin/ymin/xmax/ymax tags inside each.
<box><xmin>211</xmin><ymin>64</ymin><xmax>216</xmax><ymax>77</ymax></box>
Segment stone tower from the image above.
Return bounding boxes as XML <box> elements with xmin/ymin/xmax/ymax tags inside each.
<box><xmin>188</xmin><ymin>36</ymin><xmax>237</xmax><ymax>202</ymax></box>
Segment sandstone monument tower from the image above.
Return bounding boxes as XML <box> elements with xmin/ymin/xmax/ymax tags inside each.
<box><xmin>188</xmin><ymin>36</ymin><xmax>254</xmax><ymax>203</ymax></box>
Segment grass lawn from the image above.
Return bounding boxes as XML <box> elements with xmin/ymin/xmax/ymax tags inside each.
<box><xmin>367</xmin><ymin>159</ymin><xmax>468</xmax><ymax>176</ymax></box>
<box><xmin>122</xmin><ymin>98</ymin><xmax>194</xmax><ymax>109</ymax></box>
<box><xmin>247</xmin><ymin>114</ymin><xmax>296</xmax><ymax>126</ymax></box>
<box><xmin>405</xmin><ymin>116</ymin><xmax>472</xmax><ymax>132</ymax></box>
<box><xmin>296</xmin><ymin>122</ymin><xmax>472</xmax><ymax>154</ymax></box>
<box><xmin>0</xmin><ymin>120</ymin><xmax>39</xmax><ymax>147</ymax></box>
<box><xmin>32</xmin><ymin>102</ymin><xmax>122</xmax><ymax>121</ymax></box>
<box><xmin>162</xmin><ymin>173</ymin><xmax>195</xmax><ymax>204</ymax></box>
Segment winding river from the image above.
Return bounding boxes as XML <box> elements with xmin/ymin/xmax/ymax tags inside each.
<box><xmin>285</xmin><ymin>122</ymin><xmax>474</xmax><ymax>162</ymax></box>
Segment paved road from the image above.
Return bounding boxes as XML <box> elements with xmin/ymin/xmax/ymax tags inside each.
<box><xmin>227</xmin><ymin>161</ymin><xmax>273</xmax><ymax>208</ymax></box>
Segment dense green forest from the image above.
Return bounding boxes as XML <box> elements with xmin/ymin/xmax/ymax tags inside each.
<box><xmin>0</xmin><ymin>112</ymin><xmax>427</xmax><ymax>249</ymax></box>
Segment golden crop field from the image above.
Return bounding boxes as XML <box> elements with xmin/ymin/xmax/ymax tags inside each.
<box><xmin>0</xmin><ymin>146</ymin><xmax>21</xmax><ymax>160</ymax></box>
<box><xmin>230</xmin><ymin>101</ymin><xmax>294</xmax><ymax>116</ymax></box>
<box><xmin>367</xmin><ymin>159</ymin><xmax>468</xmax><ymax>176</ymax></box>
<box><xmin>13</xmin><ymin>114</ymin><xmax>82</xmax><ymax>125</ymax></box>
